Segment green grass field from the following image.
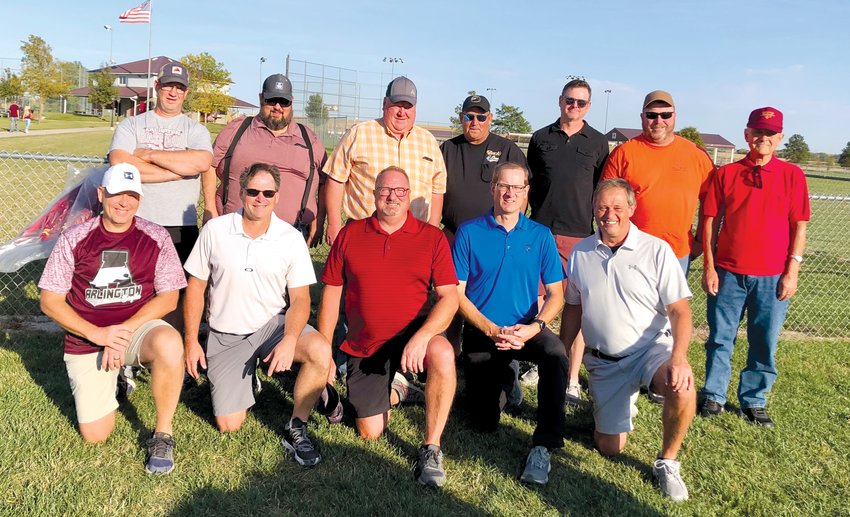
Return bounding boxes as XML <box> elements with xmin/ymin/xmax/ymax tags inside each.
<box><xmin>1</xmin><ymin>330</ymin><xmax>848</xmax><ymax>516</ymax></box>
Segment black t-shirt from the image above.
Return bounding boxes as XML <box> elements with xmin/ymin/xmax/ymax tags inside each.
<box><xmin>440</xmin><ymin>133</ymin><xmax>528</xmax><ymax>233</ymax></box>
<box><xmin>527</xmin><ymin>120</ymin><xmax>609</xmax><ymax>237</ymax></box>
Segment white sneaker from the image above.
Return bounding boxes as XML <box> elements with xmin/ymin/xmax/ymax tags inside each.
<box><xmin>520</xmin><ymin>365</ymin><xmax>539</xmax><ymax>386</ymax></box>
<box><xmin>653</xmin><ymin>458</ymin><xmax>689</xmax><ymax>502</ymax></box>
<box><xmin>565</xmin><ymin>384</ymin><xmax>583</xmax><ymax>405</ymax></box>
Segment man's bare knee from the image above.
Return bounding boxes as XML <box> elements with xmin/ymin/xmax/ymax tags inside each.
<box><xmin>79</xmin><ymin>413</ymin><xmax>115</xmax><ymax>443</ymax></box>
<box><xmin>216</xmin><ymin>412</ymin><xmax>247</xmax><ymax>433</ymax></box>
<box><xmin>595</xmin><ymin>432</ymin><xmax>627</xmax><ymax>457</ymax></box>
<box><xmin>356</xmin><ymin>415</ymin><xmax>387</xmax><ymax>440</ymax></box>
<box><xmin>142</xmin><ymin>326</ymin><xmax>184</xmax><ymax>367</ymax></box>
<box><xmin>426</xmin><ymin>337</ymin><xmax>455</xmax><ymax>374</ymax></box>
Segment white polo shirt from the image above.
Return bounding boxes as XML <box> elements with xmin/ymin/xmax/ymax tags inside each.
<box><xmin>566</xmin><ymin>225</ymin><xmax>691</xmax><ymax>357</ymax></box>
<box><xmin>184</xmin><ymin>212</ymin><xmax>316</xmax><ymax>335</ymax></box>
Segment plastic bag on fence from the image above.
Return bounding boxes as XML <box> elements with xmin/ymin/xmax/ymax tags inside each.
<box><xmin>0</xmin><ymin>164</ymin><xmax>108</xmax><ymax>273</ymax></box>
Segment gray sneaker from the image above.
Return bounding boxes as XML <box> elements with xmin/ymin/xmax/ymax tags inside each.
<box><xmin>565</xmin><ymin>383</ymin><xmax>583</xmax><ymax>405</ymax></box>
<box><xmin>653</xmin><ymin>458</ymin><xmax>689</xmax><ymax>501</ymax></box>
<box><xmin>145</xmin><ymin>432</ymin><xmax>175</xmax><ymax>475</ymax></box>
<box><xmin>520</xmin><ymin>365</ymin><xmax>539</xmax><ymax>386</ymax></box>
<box><xmin>504</xmin><ymin>360</ymin><xmax>523</xmax><ymax>410</ymax></box>
<box><xmin>414</xmin><ymin>444</ymin><xmax>446</xmax><ymax>487</ymax></box>
<box><xmin>520</xmin><ymin>445</ymin><xmax>551</xmax><ymax>485</ymax></box>
<box><xmin>392</xmin><ymin>372</ymin><xmax>425</xmax><ymax>405</ymax></box>
<box><xmin>282</xmin><ymin>417</ymin><xmax>321</xmax><ymax>466</ymax></box>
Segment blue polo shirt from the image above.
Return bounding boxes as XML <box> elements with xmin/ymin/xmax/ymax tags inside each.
<box><xmin>452</xmin><ymin>211</ymin><xmax>564</xmax><ymax>326</ymax></box>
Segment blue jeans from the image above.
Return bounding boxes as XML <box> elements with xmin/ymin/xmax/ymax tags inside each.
<box><xmin>677</xmin><ymin>255</ymin><xmax>691</xmax><ymax>276</ymax></box>
<box><xmin>702</xmin><ymin>268</ymin><xmax>789</xmax><ymax>408</ymax></box>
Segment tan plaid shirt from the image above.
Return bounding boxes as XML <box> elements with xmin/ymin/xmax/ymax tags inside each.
<box><xmin>324</xmin><ymin>119</ymin><xmax>447</xmax><ymax>221</ymax></box>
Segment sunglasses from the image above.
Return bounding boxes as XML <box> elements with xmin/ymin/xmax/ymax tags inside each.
<box><xmin>244</xmin><ymin>188</ymin><xmax>277</xmax><ymax>198</ymax></box>
<box><xmin>463</xmin><ymin>113</ymin><xmax>488</xmax><ymax>122</ymax></box>
<box><xmin>563</xmin><ymin>97</ymin><xmax>589</xmax><ymax>108</ymax></box>
<box><xmin>644</xmin><ymin>111</ymin><xmax>674</xmax><ymax>120</ymax></box>
<box><xmin>264</xmin><ymin>97</ymin><xmax>292</xmax><ymax>108</ymax></box>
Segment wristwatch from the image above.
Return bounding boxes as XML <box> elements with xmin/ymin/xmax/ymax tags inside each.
<box><xmin>532</xmin><ymin>318</ymin><xmax>546</xmax><ymax>331</ymax></box>
<box><xmin>790</xmin><ymin>255</ymin><xmax>804</xmax><ymax>264</ymax></box>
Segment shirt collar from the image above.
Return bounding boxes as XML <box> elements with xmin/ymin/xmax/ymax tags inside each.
<box><xmin>594</xmin><ymin>223</ymin><xmax>640</xmax><ymax>251</ymax></box>
<box><xmin>366</xmin><ymin>210</ymin><xmax>420</xmax><ymax>235</ymax></box>
<box><xmin>741</xmin><ymin>154</ymin><xmax>781</xmax><ymax>173</ymax></box>
<box><xmin>229</xmin><ymin>210</ymin><xmax>285</xmax><ymax>240</ymax></box>
<box><xmin>485</xmin><ymin>209</ymin><xmax>528</xmax><ymax>232</ymax></box>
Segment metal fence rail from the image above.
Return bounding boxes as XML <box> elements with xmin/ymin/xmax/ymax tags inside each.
<box><xmin>1</xmin><ymin>152</ymin><xmax>848</xmax><ymax>338</ymax></box>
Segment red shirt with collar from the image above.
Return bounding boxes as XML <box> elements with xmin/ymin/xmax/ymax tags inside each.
<box><xmin>703</xmin><ymin>154</ymin><xmax>810</xmax><ymax>276</ymax></box>
<box><xmin>321</xmin><ymin>212</ymin><xmax>457</xmax><ymax>357</ymax></box>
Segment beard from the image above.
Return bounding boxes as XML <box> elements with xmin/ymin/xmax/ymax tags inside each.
<box><xmin>259</xmin><ymin>109</ymin><xmax>291</xmax><ymax>131</ymax></box>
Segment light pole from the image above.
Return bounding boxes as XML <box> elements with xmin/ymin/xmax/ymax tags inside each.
<box><xmin>486</xmin><ymin>87</ymin><xmax>497</xmax><ymax>109</ymax></box>
<box><xmin>603</xmin><ymin>89</ymin><xmax>612</xmax><ymax>132</ymax></box>
<box><xmin>103</xmin><ymin>25</ymin><xmax>113</xmax><ymax>65</ymax></box>
<box><xmin>259</xmin><ymin>57</ymin><xmax>266</xmax><ymax>84</ymax></box>
<box><xmin>382</xmin><ymin>57</ymin><xmax>404</xmax><ymax>78</ymax></box>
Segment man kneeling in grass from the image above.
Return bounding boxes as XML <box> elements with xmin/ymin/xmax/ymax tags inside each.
<box><xmin>39</xmin><ymin>163</ymin><xmax>186</xmax><ymax>475</ymax></box>
<box><xmin>560</xmin><ymin>179</ymin><xmax>696</xmax><ymax>501</ymax></box>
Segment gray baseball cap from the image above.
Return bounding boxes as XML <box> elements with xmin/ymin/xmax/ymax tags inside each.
<box><xmin>385</xmin><ymin>76</ymin><xmax>417</xmax><ymax>106</ymax></box>
<box><xmin>262</xmin><ymin>74</ymin><xmax>293</xmax><ymax>101</ymax></box>
<box><xmin>157</xmin><ymin>62</ymin><xmax>189</xmax><ymax>88</ymax></box>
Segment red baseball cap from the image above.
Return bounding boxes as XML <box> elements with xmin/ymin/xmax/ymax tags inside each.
<box><xmin>747</xmin><ymin>107</ymin><xmax>783</xmax><ymax>133</ymax></box>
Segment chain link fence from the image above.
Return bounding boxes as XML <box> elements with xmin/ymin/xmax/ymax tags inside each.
<box><xmin>1</xmin><ymin>152</ymin><xmax>848</xmax><ymax>338</ymax></box>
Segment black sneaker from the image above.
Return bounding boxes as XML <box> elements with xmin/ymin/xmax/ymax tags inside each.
<box><xmin>145</xmin><ymin>432</ymin><xmax>175</xmax><ymax>475</ymax></box>
<box><xmin>282</xmin><ymin>417</ymin><xmax>322</xmax><ymax>466</ymax></box>
<box><xmin>414</xmin><ymin>444</ymin><xmax>446</xmax><ymax>487</ymax></box>
<box><xmin>741</xmin><ymin>407</ymin><xmax>775</xmax><ymax>428</ymax></box>
<box><xmin>699</xmin><ymin>399</ymin><xmax>724</xmax><ymax>418</ymax></box>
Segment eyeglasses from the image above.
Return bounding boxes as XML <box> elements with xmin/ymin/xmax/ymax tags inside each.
<box><xmin>750</xmin><ymin>166</ymin><xmax>763</xmax><ymax>189</ymax></box>
<box><xmin>644</xmin><ymin>111</ymin><xmax>674</xmax><ymax>120</ymax></box>
<box><xmin>264</xmin><ymin>97</ymin><xmax>292</xmax><ymax>108</ymax></box>
<box><xmin>244</xmin><ymin>188</ymin><xmax>277</xmax><ymax>198</ymax></box>
<box><xmin>375</xmin><ymin>186</ymin><xmax>410</xmax><ymax>197</ymax></box>
<box><xmin>463</xmin><ymin>113</ymin><xmax>488</xmax><ymax>122</ymax></box>
<box><xmin>495</xmin><ymin>183</ymin><xmax>528</xmax><ymax>193</ymax></box>
<box><xmin>562</xmin><ymin>97</ymin><xmax>589</xmax><ymax>108</ymax></box>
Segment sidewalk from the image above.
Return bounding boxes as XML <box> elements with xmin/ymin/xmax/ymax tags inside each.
<box><xmin>0</xmin><ymin>127</ymin><xmax>114</xmax><ymax>139</ymax></box>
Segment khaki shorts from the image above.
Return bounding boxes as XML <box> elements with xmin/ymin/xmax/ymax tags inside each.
<box><xmin>64</xmin><ymin>319</ymin><xmax>170</xmax><ymax>424</ymax></box>
<box><xmin>584</xmin><ymin>335</ymin><xmax>672</xmax><ymax>435</ymax></box>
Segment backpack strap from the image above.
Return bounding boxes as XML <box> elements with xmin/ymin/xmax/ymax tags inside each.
<box><xmin>220</xmin><ymin>116</ymin><xmax>254</xmax><ymax>208</ymax></box>
<box><xmin>293</xmin><ymin>123</ymin><xmax>316</xmax><ymax>226</ymax></box>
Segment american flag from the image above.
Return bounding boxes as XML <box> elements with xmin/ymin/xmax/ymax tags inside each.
<box><xmin>119</xmin><ymin>0</ymin><xmax>151</xmax><ymax>24</ymax></box>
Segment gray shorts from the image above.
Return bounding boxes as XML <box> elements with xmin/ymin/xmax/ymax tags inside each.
<box><xmin>584</xmin><ymin>336</ymin><xmax>672</xmax><ymax>435</ymax></box>
<box><xmin>206</xmin><ymin>313</ymin><xmax>315</xmax><ymax>416</ymax></box>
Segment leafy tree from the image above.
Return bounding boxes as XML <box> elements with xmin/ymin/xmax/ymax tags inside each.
<box><xmin>839</xmin><ymin>142</ymin><xmax>850</xmax><ymax>168</ymax></box>
<box><xmin>677</xmin><ymin>127</ymin><xmax>705</xmax><ymax>148</ymax></box>
<box><xmin>783</xmin><ymin>134</ymin><xmax>810</xmax><ymax>163</ymax></box>
<box><xmin>305</xmin><ymin>93</ymin><xmax>328</xmax><ymax>128</ymax></box>
<box><xmin>179</xmin><ymin>52</ymin><xmax>232</xmax><ymax>123</ymax></box>
<box><xmin>88</xmin><ymin>65</ymin><xmax>117</xmax><ymax>117</ymax></box>
<box><xmin>449</xmin><ymin>90</ymin><xmax>476</xmax><ymax>134</ymax></box>
<box><xmin>0</xmin><ymin>71</ymin><xmax>24</xmax><ymax>99</ymax></box>
<box><xmin>492</xmin><ymin>103</ymin><xmax>532</xmax><ymax>134</ymax></box>
<box><xmin>59</xmin><ymin>60</ymin><xmax>86</xmax><ymax>89</ymax></box>
<box><xmin>19</xmin><ymin>35</ymin><xmax>68</xmax><ymax>114</ymax></box>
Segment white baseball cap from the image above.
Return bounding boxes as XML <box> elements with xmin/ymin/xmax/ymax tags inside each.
<box><xmin>102</xmin><ymin>163</ymin><xmax>143</xmax><ymax>196</ymax></box>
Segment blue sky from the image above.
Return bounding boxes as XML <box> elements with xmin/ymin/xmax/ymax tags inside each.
<box><xmin>3</xmin><ymin>0</ymin><xmax>849</xmax><ymax>153</ymax></box>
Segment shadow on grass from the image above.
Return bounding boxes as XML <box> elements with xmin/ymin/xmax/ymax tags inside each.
<box><xmin>0</xmin><ymin>330</ymin><xmax>159</xmax><ymax>446</ymax></box>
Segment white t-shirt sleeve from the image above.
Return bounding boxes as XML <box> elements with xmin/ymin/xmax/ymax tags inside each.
<box><xmin>285</xmin><ymin>235</ymin><xmax>317</xmax><ymax>288</ymax></box>
<box><xmin>657</xmin><ymin>243</ymin><xmax>692</xmax><ymax>305</ymax></box>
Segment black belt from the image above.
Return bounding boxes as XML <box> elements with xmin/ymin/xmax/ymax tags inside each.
<box><xmin>586</xmin><ymin>348</ymin><xmax>626</xmax><ymax>362</ymax></box>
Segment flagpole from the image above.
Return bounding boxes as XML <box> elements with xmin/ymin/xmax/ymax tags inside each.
<box><xmin>145</xmin><ymin>0</ymin><xmax>153</xmax><ymax>106</ymax></box>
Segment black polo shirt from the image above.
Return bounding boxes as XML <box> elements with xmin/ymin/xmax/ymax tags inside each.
<box><xmin>440</xmin><ymin>132</ymin><xmax>528</xmax><ymax>233</ymax></box>
<box><xmin>527</xmin><ymin>119</ymin><xmax>609</xmax><ymax>237</ymax></box>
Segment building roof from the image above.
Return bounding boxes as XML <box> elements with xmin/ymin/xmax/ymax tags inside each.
<box><xmin>89</xmin><ymin>56</ymin><xmax>180</xmax><ymax>75</ymax></box>
<box><xmin>605</xmin><ymin>127</ymin><xmax>735</xmax><ymax>148</ymax></box>
<box><xmin>69</xmin><ymin>85</ymin><xmax>257</xmax><ymax>110</ymax></box>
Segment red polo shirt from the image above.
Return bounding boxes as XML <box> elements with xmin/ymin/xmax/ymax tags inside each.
<box><xmin>703</xmin><ymin>155</ymin><xmax>810</xmax><ymax>276</ymax></box>
<box><xmin>321</xmin><ymin>211</ymin><xmax>458</xmax><ymax>358</ymax></box>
